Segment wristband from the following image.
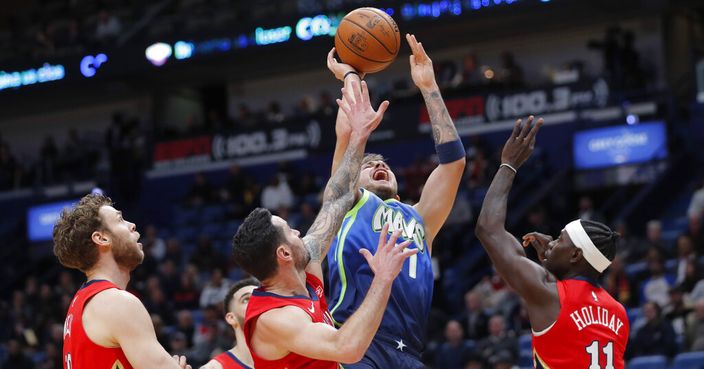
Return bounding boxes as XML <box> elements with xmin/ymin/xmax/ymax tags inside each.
<box><xmin>343</xmin><ymin>71</ymin><xmax>359</xmax><ymax>80</ymax></box>
<box><xmin>499</xmin><ymin>163</ymin><xmax>517</xmax><ymax>174</ymax></box>
<box><xmin>435</xmin><ymin>139</ymin><xmax>466</xmax><ymax>164</ymax></box>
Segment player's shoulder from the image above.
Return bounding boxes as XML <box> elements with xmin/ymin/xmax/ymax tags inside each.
<box><xmin>86</xmin><ymin>288</ymin><xmax>146</xmax><ymax>320</ymax></box>
<box><xmin>199</xmin><ymin>359</ymin><xmax>224</xmax><ymax>369</ymax></box>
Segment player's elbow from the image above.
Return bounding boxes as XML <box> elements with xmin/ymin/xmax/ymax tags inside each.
<box><xmin>336</xmin><ymin>341</ymin><xmax>366</xmax><ymax>364</ymax></box>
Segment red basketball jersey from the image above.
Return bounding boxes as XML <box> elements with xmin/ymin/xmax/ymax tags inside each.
<box><xmin>244</xmin><ymin>273</ymin><xmax>339</xmax><ymax>369</ymax></box>
<box><xmin>63</xmin><ymin>280</ymin><xmax>134</xmax><ymax>369</ymax></box>
<box><xmin>532</xmin><ymin>279</ymin><xmax>629</xmax><ymax>369</ymax></box>
<box><xmin>212</xmin><ymin>351</ymin><xmax>252</xmax><ymax>369</ymax></box>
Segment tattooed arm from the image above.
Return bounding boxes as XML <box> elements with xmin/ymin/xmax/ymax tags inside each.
<box><xmin>303</xmin><ymin>80</ymin><xmax>389</xmax><ymax>281</ymax></box>
<box><xmin>405</xmin><ymin>34</ymin><xmax>466</xmax><ymax>250</ymax></box>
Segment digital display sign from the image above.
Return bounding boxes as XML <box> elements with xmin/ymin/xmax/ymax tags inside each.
<box><xmin>573</xmin><ymin>122</ymin><xmax>668</xmax><ymax>170</ymax></box>
<box><xmin>27</xmin><ymin>199</ymin><xmax>78</xmax><ymax>242</ymax></box>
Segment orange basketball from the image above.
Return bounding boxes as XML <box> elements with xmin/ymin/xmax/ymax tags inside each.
<box><xmin>334</xmin><ymin>7</ymin><xmax>400</xmax><ymax>74</ymax></box>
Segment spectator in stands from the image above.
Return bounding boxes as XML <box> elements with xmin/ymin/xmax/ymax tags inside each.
<box><xmin>577</xmin><ymin>196</ymin><xmax>605</xmax><ymax>223</ymax></box>
<box><xmin>163</xmin><ymin>237</ymin><xmax>184</xmax><ymax>265</ymax></box>
<box><xmin>665</xmin><ymin>285</ymin><xmax>692</xmax><ymax>335</ymax></box>
<box><xmin>199</xmin><ymin>268</ymin><xmax>232</xmax><ymax>308</ymax></box>
<box><xmin>144</xmin><ymin>279</ymin><xmax>175</xmax><ymax>325</ymax></box>
<box><xmin>173</xmin><ymin>272</ymin><xmax>200</xmax><ymax>310</ymax></box>
<box><xmin>488</xmin><ymin>350</ymin><xmax>514</xmax><ymax>369</ymax></box>
<box><xmin>260</xmin><ymin>173</ymin><xmax>294</xmax><ymax>213</ymax></box>
<box><xmin>613</xmin><ymin>221</ymin><xmax>646</xmax><ymax>262</ymax></box>
<box><xmin>472</xmin><ymin>273</ymin><xmax>515</xmax><ymax>316</ymax></box>
<box><xmin>455</xmin><ymin>53</ymin><xmax>482</xmax><ymax>88</ymax></box>
<box><xmin>235</xmin><ymin>103</ymin><xmax>257</xmax><ymax>128</ymax></box>
<box><xmin>436</xmin><ymin>60</ymin><xmax>459</xmax><ymax>89</ymax></box>
<box><xmin>291</xmin><ymin>202</ymin><xmax>316</xmax><ymax>235</ymax></box>
<box><xmin>604</xmin><ymin>255</ymin><xmax>635</xmax><ymax>307</ymax></box>
<box><xmin>475</xmin><ymin>315</ymin><xmax>517</xmax><ymax>365</ymax></box>
<box><xmin>95</xmin><ymin>9</ymin><xmax>122</xmax><ymax>44</ymax></box>
<box><xmin>621</xmin><ymin>31</ymin><xmax>645</xmax><ymax>90</ymax></box>
<box><xmin>317</xmin><ymin>90</ymin><xmax>336</xmax><ymax>117</ymax></box>
<box><xmin>191</xmin><ymin>235</ymin><xmax>220</xmax><ymax>272</ymax></box>
<box><xmin>458</xmin><ymin>290</ymin><xmax>489</xmax><ymax>340</ymax></box>
<box><xmin>627</xmin><ymin>301</ymin><xmax>677</xmax><ymax>358</ymax></box>
<box><xmin>686</xmin><ymin>298</ymin><xmax>704</xmax><ymax>351</ymax></box>
<box><xmin>39</xmin><ymin>341</ymin><xmax>61</xmax><ymax>369</ymax></box>
<box><xmin>497</xmin><ymin>51</ymin><xmax>524</xmax><ymax>87</ymax></box>
<box><xmin>175</xmin><ymin>310</ymin><xmax>196</xmax><ymax>348</ymax></box>
<box><xmin>684</xmin><ymin>214</ymin><xmax>704</xmax><ymax>254</ymax></box>
<box><xmin>434</xmin><ymin>320</ymin><xmax>474</xmax><ymax>369</ymax></box>
<box><xmin>159</xmin><ymin>259</ymin><xmax>180</xmax><ymax>297</ymax></box>
<box><xmin>643</xmin><ymin>256</ymin><xmax>674</xmax><ymax>307</ymax></box>
<box><xmin>187</xmin><ymin>172</ymin><xmax>214</xmax><ymax>206</ymax></box>
<box><xmin>39</xmin><ymin>136</ymin><xmax>58</xmax><ymax>184</ymax></box>
<box><xmin>464</xmin><ymin>354</ymin><xmax>486</xmax><ymax>369</ymax></box>
<box><xmin>168</xmin><ymin>331</ymin><xmax>189</xmax><ymax>357</ymax></box>
<box><xmin>688</xmin><ymin>180</ymin><xmax>704</xmax><ymax>219</ymax></box>
<box><xmin>144</xmin><ymin>224</ymin><xmax>166</xmax><ymax>261</ymax></box>
<box><xmin>645</xmin><ymin>219</ymin><xmax>669</xmax><ymax>256</ymax></box>
<box><xmin>675</xmin><ymin>235</ymin><xmax>696</xmax><ymax>285</ymax></box>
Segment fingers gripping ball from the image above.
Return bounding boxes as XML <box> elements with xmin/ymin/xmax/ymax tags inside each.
<box><xmin>334</xmin><ymin>7</ymin><xmax>400</xmax><ymax>74</ymax></box>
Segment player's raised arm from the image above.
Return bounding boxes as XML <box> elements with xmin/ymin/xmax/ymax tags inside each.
<box><xmin>406</xmin><ymin>34</ymin><xmax>466</xmax><ymax>247</ymax></box>
<box><xmin>256</xmin><ymin>226</ymin><xmax>417</xmax><ymax>364</ymax></box>
<box><xmin>326</xmin><ymin>48</ymin><xmax>365</xmax><ymax>177</ymax></box>
<box><xmin>303</xmin><ymin>79</ymin><xmax>389</xmax><ymax>280</ymax></box>
<box><xmin>89</xmin><ymin>289</ymin><xmax>192</xmax><ymax>369</ymax></box>
<box><xmin>474</xmin><ymin>117</ymin><xmax>557</xmax><ymax>317</ymax></box>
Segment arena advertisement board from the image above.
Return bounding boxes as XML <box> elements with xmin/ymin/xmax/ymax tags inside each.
<box><xmin>150</xmin><ymin>119</ymin><xmax>328</xmax><ymax>176</ymax></box>
<box><xmin>572</xmin><ymin>121</ymin><xmax>668</xmax><ymax>170</ymax></box>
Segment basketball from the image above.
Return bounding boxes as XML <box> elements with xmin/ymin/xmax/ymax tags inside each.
<box><xmin>334</xmin><ymin>7</ymin><xmax>400</xmax><ymax>74</ymax></box>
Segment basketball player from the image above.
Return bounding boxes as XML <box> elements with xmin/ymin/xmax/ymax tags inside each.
<box><xmin>53</xmin><ymin>194</ymin><xmax>192</xmax><ymax>369</ymax></box>
<box><xmin>199</xmin><ymin>278</ymin><xmax>259</xmax><ymax>369</ymax></box>
<box><xmin>324</xmin><ymin>33</ymin><xmax>465</xmax><ymax>369</ymax></box>
<box><xmin>475</xmin><ymin>116</ymin><xmax>629</xmax><ymax>368</ymax></box>
<box><xmin>233</xmin><ymin>79</ymin><xmax>417</xmax><ymax>369</ymax></box>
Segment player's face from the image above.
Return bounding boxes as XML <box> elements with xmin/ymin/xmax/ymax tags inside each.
<box><xmin>271</xmin><ymin>216</ymin><xmax>309</xmax><ymax>271</ymax></box>
<box><xmin>229</xmin><ymin>285</ymin><xmax>257</xmax><ymax>328</ymax></box>
<box><xmin>358</xmin><ymin>160</ymin><xmax>398</xmax><ymax>200</ymax></box>
<box><xmin>99</xmin><ymin>206</ymin><xmax>144</xmax><ymax>271</ymax></box>
<box><xmin>542</xmin><ymin>229</ymin><xmax>577</xmax><ymax>279</ymax></box>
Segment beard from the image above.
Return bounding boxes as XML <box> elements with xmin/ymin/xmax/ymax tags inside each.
<box><xmin>365</xmin><ymin>183</ymin><xmax>397</xmax><ymax>200</ymax></box>
<box><xmin>293</xmin><ymin>245</ymin><xmax>311</xmax><ymax>271</ymax></box>
<box><xmin>112</xmin><ymin>237</ymin><xmax>144</xmax><ymax>271</ymax></box>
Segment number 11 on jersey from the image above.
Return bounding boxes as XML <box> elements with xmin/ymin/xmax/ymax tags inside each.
<box><xmin>408</xmin><ymin>254</ymin><xmax>417</xmax><ymax>279</ymax></box>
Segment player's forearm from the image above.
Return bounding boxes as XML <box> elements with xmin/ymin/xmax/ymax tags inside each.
<box><xmin>475</xmin><ymin>167</ymin><xmax>524</xmax><ymax>254</ymax></box>
<box><xmin>331</xmin><ymin>117</ymin><xmax>350</xmax><ymax>176</ymax></box>
<box><xmin>304</xmin><ymin>133</ymin><xmax>367</xmax><ymax>261</ymax></box>
<box><xmin>420</xmin><ymin>85</ymin><xmax>459</xmax><ymax>146</ymax></box>
<box><xmin>335</xmin><ymin>276</ymin><xmax>393</xmax><ymax>363</ymax></box>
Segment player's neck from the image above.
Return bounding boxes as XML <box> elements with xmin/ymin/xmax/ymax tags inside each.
<box><xmin>231</xmin><ymin>330</ymin><xmax>253</xmax><ymax>367</ymax></box>
<box><xmin>263</xmin><ymin>268</ymin><xmax>308</xmax><ymax>297</ymax></box>
<box><xmin>85</xmin><ymin>258</ymin><xmax>131</xmax><ymax>290</ymax></box>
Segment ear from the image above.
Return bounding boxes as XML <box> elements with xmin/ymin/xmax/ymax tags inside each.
<box><xmin>570</xmin><ymin>247</ymin><xmax>583</xmax><ymax>264</ymax></box>
<box><xmin>395</xmin><ymin>194</ymin><xmax>401</xmax><ymax>201</ymax></box>
<box><xmin>276</xmin><ymin>245</ymin><xmax>292</xmax><ymax>262</ymax></box>
<box><xmin>224</xmin><ymin>311</ymin><xmax>238</xmax><ymax>328</ymax></box>
<box><xmin>91</xmin><ymin>231</ymin><xmax>110</xmax><ymax>249</ymax></box>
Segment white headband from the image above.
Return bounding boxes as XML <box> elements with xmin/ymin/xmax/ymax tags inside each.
<box><xmin>564</xmin><ymin>219</ymin><xmax>612</xmax><ymax>273</ymax></box>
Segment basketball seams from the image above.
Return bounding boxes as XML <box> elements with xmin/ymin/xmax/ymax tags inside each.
<box><xmin>363</xmin><ymin>7</ymin><xmax>400</xmax><ymax>53</ymax></box>
<box><xmin>335</xmin><ymin>28</ymin><xmax>394</xmax><ymax>64</ymax></box>
<box><xmin>342</xmin><ymin>16</ymin><xmax>397</xmax><ymax>56</ymax></box>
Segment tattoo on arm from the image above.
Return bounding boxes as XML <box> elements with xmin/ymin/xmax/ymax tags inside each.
<box><xmin>304</xmin><ymin>138</ymin><xmax>364</xmax><ymax>261</ymax></box>
<box><xmin>421</xmin><ymin>90</ymin><xmax>459</xmax><ymax>145</ymax></box>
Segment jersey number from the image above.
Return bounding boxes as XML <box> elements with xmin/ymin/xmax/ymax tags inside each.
<box><xmin>586</xmin><ymin>341</ymin><xmax>614</xmax><ymax>369</ymax></box>
<box><xmin>408</xmin><ymin>254</ymin><xmax>417</xmax><ymax>279</ymax></box>
<box><xmin>65</xmin><ymin>353</ymin><xmax>72</xmax><ymax>369</ymax></box>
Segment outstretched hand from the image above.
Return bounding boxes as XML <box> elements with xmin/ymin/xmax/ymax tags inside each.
<box><xmin>327</xmin><ymin>47</ymin><xmax>365</xmax><ymax>81</ymax></box>
<box><xmin>360</xmin><ymin>223</ymin><xmax>418</xmax><ymax>282</ymax></box>
<box><xmin>407</xmin><ymin>34</ymin><xmax>437</xmax><ymax>91</ymax></box>
<box><xmin>336</xmin><ymin>80</ymin><xmax>389</xmax><ymax>138</ymax></box>
<box><xmin>501</xmin><ymin>115</ymin><xmax>544</xmax><ymax>170</ymax></box>
<box><xmin>522</xmin><ymin>232</ymin><xmax>553</xmax><ymax>262</ymax></box>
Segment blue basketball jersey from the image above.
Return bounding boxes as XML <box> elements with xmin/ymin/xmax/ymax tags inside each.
<box><xmin>327</xmin><ymin>188</ymin><xmax>433</xmax><ymax>354</ymax></box>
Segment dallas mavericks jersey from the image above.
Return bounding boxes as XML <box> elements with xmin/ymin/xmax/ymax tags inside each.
<box><xmin>327</xmin><ymin>188</ymin><xmax>433</xmax><ymax>354</ymax></box>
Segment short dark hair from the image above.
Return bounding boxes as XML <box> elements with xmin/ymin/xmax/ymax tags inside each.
<box><xmin>53</xmin><ymin>194</ymin><xmax>113</xmax><ymax>272</ymax></box>
<box><xmin>223</xmin><ymin>277</ymin><xmax>260</xmax><ymax>314</ymax></box>
<box><xmin>232</xmin><ymin>208</ymin><xmax>283</xmax><ymax>281</ymax></box>
<box><xmin>362</xmin><ymin>153</ymin><xmax>388</xmax><ymax>168</ymax></box>
<box><xmin>581</xmin><ymin>220</ymin><xmax>620</xmax><ymax>262</ymax></box>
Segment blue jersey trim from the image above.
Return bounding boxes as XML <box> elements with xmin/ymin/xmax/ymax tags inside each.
<box><xmin>80</xmin><ymin>279</ymin><xmax>109</xmax><ymax>290</ymax></box>
<box><xmin>225</xmin><ymin>351</ymin><xmax>253</xmax><ymax>369</ymax></box>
